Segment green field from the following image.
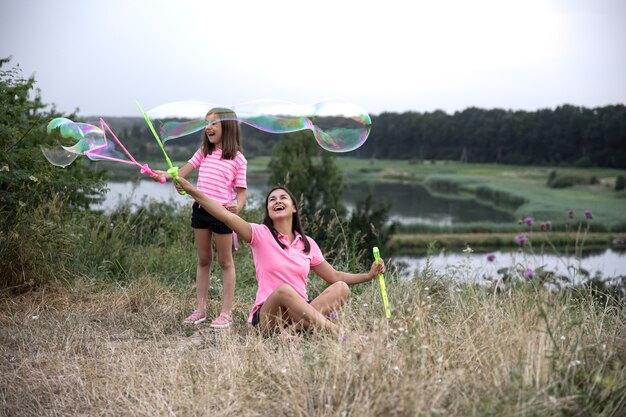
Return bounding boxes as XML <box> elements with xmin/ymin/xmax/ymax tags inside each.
<box><xmin>291</xmin><ymin>157</ymin><xmax>626</xmax><ymax>231</ymax></box>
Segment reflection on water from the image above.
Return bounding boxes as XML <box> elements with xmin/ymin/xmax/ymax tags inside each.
<box><xmin>392</xmin><ymin>248</ymin><xmax>626</xmax><ymax>282</ymax></box>
<box><xmin>344</xmin><ymin>182</ymin><xmax>515</xmax><ymax>225</ymax></box>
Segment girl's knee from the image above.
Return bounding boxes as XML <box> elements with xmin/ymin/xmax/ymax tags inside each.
<box><xmin>217</xmin><ymin>258</ymin><xmax>234</xmax><ymax>270</ymax></box>
<box><xmin>197</xmin><ymin>255</ymin><xmax>212</xmax><ymax>268</ymax></box>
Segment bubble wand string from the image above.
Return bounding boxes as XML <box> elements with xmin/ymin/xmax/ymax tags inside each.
<box><xmin>97</xmin><ymin>118</ymin><xmax>165</xmax><ymax>183</ymax></box>
<box><xmin>135</xmin><ymin>101</ymin><xmax>186</xmax><ymax>195</ymax></box>
<box><xmin>373</xmin><ymin>247</ymin><xmax>391</xmax><ymax>318</ymax></box>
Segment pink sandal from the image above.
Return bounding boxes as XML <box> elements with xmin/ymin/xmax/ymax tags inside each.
<box><xmin>183</xmin><ymin>310</ymin><xmax>206</xmax><ymax>325</ymax></box>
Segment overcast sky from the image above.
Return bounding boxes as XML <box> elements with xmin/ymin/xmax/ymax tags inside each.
<box><xmin>1</xmin><ymin>0</ymin><xmax>625</xmax><ymax>117</ymax></box>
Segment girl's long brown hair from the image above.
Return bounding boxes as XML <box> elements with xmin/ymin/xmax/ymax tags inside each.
<box><xmin>262</xmin><ymin>186</ymin><xmax>311</xmax><ymax>254</ymax></box>
<box><xmin>201</xmin><ymin>107</ymin><xmax>242</xmax><ymax>159</ymax></box>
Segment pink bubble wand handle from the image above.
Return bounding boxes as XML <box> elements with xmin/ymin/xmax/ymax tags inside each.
<box><xmin>140</xmin><ymin>163</ymin><xmax>166</xmax><ymax>183</ymax></box>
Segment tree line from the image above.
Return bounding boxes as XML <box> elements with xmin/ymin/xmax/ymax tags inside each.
<box><xmin>351</xmin><ymin>105</ymin><xmax>626</xmax><ymax>168</ymax></box>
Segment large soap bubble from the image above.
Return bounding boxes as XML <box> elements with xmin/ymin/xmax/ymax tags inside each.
<box><xmin>146</xmin><ymin>98</ymin><xmax>371</xmax><ymax>152</ymax></box>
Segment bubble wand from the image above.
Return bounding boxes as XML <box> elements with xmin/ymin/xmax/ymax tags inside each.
<box><xmin>135</xmin><ymin>101</ymin><xmax>186</xmax><ymax>195</ymax></box>
<box><xmin>373</xmin><ymin>247</ymin><xmax>391</xmax><ymax>318</ymax></box>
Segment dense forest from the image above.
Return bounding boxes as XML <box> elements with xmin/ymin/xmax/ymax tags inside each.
<box><xmin>85</xmin><ymin>104</ymin><xmax>626</xmax><ymax>168</ymax></box>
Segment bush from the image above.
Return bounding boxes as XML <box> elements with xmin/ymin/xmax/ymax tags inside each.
<box><xmin>0</xmin><ymin>58</ymin><xmax>105</xmax><ymax>290</ymax></box>
<box><xmin>616</xmin><ymin>175</ymin><xmax>626</xmax><ymax>191</ymax></box>
<box><xmin>548</xmin><ymin>175</ymin><xmax>587</xmax><ymax>188</ymax></box>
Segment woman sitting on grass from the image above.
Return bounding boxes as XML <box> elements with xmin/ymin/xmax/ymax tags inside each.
<box><xmin>173</xmin><ymin>177</ymin><xmax>385</xmax><ymax>335</ymax></box>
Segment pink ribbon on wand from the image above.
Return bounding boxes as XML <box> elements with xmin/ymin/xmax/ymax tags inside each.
<box><xmin>233</xmin><ymin>232</ymin><xmax>239</xmax><ymax>251</ymax></box>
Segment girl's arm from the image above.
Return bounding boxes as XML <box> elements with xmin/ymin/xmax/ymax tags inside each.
<box><xmin>175</xmin><ymin>177</ymin><xmax>253</xmax><ymax>242</ymax></box>
<box><xmin>311</xmin><ymin>259</ymin><xmax>384</xmax><ymax>286</ymax></box>
<box><xmin>226</xmin><ymin>187</ymin><xmax>247</xmax><ymax>213</ymax></box>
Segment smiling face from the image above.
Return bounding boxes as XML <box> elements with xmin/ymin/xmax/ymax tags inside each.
<box><xmin>266</xmin><ymin>188</ymin><xmax>296</xmax><ymax>221</ymax></box>
<box><xmin>204</xmin><ymin>112</ymin><xmax>223</xmax><ymax>147</ymax></box>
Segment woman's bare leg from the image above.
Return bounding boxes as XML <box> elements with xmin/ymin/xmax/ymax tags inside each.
<box><xmin>309</xmin><ymin>281</ymin><xmax>350</xmax><ymax>316</ymax></box>
<box><xmin>259</xmin><ymin>284</ymin><xmax>338</xmax><ymax>334</ymax></box>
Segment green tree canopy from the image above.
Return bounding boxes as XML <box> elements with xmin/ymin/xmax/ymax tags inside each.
<box><xmin>0</xmin><ymin>58</ymin><xmax>105</xmax><ymax>226</ymax></box>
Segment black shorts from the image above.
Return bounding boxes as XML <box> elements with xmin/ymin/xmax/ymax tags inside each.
<box><xmin>191</xmin><ymin>202</ymin><xmax>232</xmax><ymax>234</ymax></box>
<box><xmin>251</xmin><ymin>305</ymin><xmax>263</xmax><ymax>327</ymax></box>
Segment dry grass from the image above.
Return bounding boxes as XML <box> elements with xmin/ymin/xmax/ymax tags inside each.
<box><xmin>1</xmin><ymin>275</ymin><xmax>625</xmax><ymax>417</ymax></box>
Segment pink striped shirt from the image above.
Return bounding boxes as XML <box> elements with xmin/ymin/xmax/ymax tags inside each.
<box><xmin>247</xmin><ymin>223</ymin><xmax>325</xmax><ymax>322</ymax></box>
<box><xmin>188</xmin><ymin>147</ymin><xmax>247</xmax><ymax>205</ymax></box>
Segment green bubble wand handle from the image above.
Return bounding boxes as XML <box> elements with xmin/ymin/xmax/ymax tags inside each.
<box><xmin>136</xmin><ymin>101</ymin><xmax>186</xmax><ymax>195</ymax></box>
<box><xmin>373</xmin><ymin>247</ymin><xmax>391</xmax><ymax>318</ymax></box>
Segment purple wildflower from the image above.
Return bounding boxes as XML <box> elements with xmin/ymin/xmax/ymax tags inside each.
<box><xmin>329</xmin><ymin>310</ymin><xmax>338</xmax><ymax>320</ymax></box>
<box><xmin>486</xmin><ymin>253</ymin><xmax>496</xmax><ymax>262</ymax></box>
<box><xmin>584</xmin><ymin>210</ymin><xmax>593</xmax><ymax>220</ymax></box>
<box><xmin>523</xmin><ymin>269</ymin><xmax>535</xmax><ymax>279</ymax></box>
<box><xmin>567</xmin><ymin>209</ymin><xmax>575</xmax><ymax>219</ymax></box>
<box><xmin>523</xmin><ymin>216</ymin><xmax>535</xmax><ymax>227</ymax></box>
<box><xmin>514</xmin><ymin>233</ymin><xmax>529</xmax><ymax>246</ymax></box>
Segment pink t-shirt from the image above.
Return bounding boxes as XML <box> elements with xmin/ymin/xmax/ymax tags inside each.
<box><xmin>247</xmin><ymin>223</ymin><xmax>325</xmax><ymax>322</ymax></box>
<box><xmin>188</xmin><ymin>147</ymin><xmax>247</xmax><ymax>205</ymax></box>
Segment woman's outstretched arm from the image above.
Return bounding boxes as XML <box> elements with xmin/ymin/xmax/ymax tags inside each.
<box><xmin>311</xmin><ymin>259</ymin><xmax>384</xmax><ymax>285</ymax></box>
<box><xmin>175</xmin><ymin>177</ymin><xmax>252</xmax><ymax>242</ymax></box>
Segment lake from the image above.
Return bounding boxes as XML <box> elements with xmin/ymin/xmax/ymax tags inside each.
<box><xmin>93</xmin><ymin>180</ymin><xmax>625</xmax><ymax>279</ymax></box>
<box><xmin>392</xmin><ymin>248</ymin><xmax>626</xmax><ymax>283</ymax></box>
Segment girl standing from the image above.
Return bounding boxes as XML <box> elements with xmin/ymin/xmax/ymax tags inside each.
<box><xmin>159</xmin><ymin>108</ymin><xmax>247</xmax><ymax>328</ymax></box>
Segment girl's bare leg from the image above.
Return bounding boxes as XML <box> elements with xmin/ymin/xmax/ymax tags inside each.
<box><xmin>194</xmin><ymin>228</ymin><xmax>213</xmax><ymax>313</ymax></box>
<box><xmin>214</xmin><ymin>232</ymin><xmax>235</xmax><ymax>315</ymax></box>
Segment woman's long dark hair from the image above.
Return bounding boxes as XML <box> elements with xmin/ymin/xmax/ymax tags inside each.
<box><xmin>201</xmin><ymin>107</ymin><xmax>242</xmax><ymax>159</ymax></box>
<box><xmin>262</xmin><ymin>186</ymin><xmax>311</xmax><ymax>254</ymax></box>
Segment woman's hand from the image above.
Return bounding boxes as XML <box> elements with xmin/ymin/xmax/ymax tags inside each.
<box><xmin>368</xmin><ymin>259</ymin><xmax>385</xmax><ymax>280</ymax></box>
<box><xmin>173</xmin><ymin>176</ymin><xmax>195</xmax><ymax>194</ymax></box>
